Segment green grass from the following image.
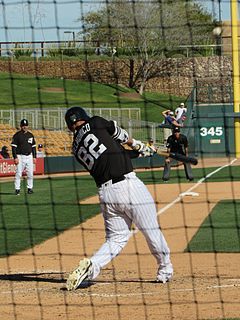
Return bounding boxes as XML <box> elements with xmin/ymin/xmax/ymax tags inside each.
<box><xmin>0</xmin><ymin>176</ymin><xmax>99</xmax><ymax>256</ymax></box>
<box><xmin>137</xmin><ymin>165</ymin><xmax>240</xmax><ymax>185</ymax></box>
<box><xmin>0</xmin><ymin>165</ymin><xmax>239</xmax><ymax>257</ymax></box>
<box><xmin>0</xmin><ymin>72</ymin><xmax>183</xmax><ymax>123</ymax></box>
<box><xmin>186</xmin><ymin>200</ymin><xmax>240</xmax><ymax>252</ymax></box>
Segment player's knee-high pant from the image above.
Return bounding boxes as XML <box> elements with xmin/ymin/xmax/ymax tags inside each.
<box><xmin>90</xmin><ymin>172</ymin><xmax>172</xmax><ymax>280</ymax></box>
<box><xmin>14</xmin><ymin>155</ymin><xmax>34</xmax><ymax>190</ymax></box>
<box><xmin>162</xmin><ymin>162</ymin><xmax>171</xmax><ymax>181</ymax></box>
<box><xmin>163</xmin><ymin>160</ymin><xmax>193</xmax><ymax>181</ymax></box>
<box><xmin>184</xmin><ymin>162</ymin><xmax>193</xmax><ymax>180</ymax></box>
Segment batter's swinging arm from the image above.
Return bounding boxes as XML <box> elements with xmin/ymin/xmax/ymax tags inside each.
<box><xmin>124</xmin><ymin>142</ymin><xmax>198</xmax><ymax>166</ymax></box>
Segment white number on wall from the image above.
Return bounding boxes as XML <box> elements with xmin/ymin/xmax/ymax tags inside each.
<box><xmin>200</xmin><ymin>127</ymin><xmax>223</xmax><ymax>137</ymax></box>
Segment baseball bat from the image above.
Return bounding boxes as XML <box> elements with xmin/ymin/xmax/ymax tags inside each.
<box><xmin>155</xmin><ymin>148</ymin><xmax>198</xmax><ymax>165</ymax></box>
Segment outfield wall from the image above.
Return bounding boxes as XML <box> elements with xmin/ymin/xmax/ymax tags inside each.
<box><xmin>43</xmin><ymin>155</ymin><xmax>166</xmax><ymax>175</ymax></box>
<box><xmin>192</xmin><ymin>103</ymin><xmax>236</xmax><ymax>157</ymax></box>
<box><xmin>0</xmin><ymin>158</ymin><xmax>44</xmax><ymax>177</ymax></box>
<box><xmin>184</xmin><ymin>86</ymin><xmax>236</xmax><ymax>158</ymax></box>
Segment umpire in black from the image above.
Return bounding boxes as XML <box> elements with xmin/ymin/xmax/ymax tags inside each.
<box><xmin>162</xmin><ymin>127</ymin><xmax>193</xmax><ymax>182</ymax></box>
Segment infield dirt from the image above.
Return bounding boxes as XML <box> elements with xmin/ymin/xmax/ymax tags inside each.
<box><xmin>0</xmin><ymin>158</ymin><xmax>239</xmax><ymax>320</ymax></box>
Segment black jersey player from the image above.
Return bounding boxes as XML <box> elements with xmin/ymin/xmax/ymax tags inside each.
<box><xmin>65</xmin><ymin>106</ymin><xmax>173</xmax><ymax>290</ymax></box>
<box><xmin>11</xmin><ymin>119</ymin><xmax>36</xmax><ymax>195</ymax></box>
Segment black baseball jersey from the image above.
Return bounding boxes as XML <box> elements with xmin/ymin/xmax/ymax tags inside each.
<box><xmin>166</xmin><ymin>134</ymin><xmax>188</xmax><ymax>155</ymax></box>
<box><xmin>72</xmin><ymin>116</ymin><xmax>133</xmax><ymax>186</ymax></box>
<box><xmin>11</xmin><ymin>130</ymin><xmax>36</xmax><ymax>159</ymax></box>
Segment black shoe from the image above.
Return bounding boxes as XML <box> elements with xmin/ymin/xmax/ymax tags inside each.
<box><xmin>15</xmin><ymin>189</ymin><xmax>20</xmax><ymax>196</ymax></box>
<box><xmin>27</xmin><ymin>189</ymin><xmax>33</xmax><ymax>194</ymax></box>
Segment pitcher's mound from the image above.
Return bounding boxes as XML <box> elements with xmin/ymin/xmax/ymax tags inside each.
<box><xmin>40</xmin><ymin>87</ymin><xmax>64</xmax><ymax>93</ymax></box>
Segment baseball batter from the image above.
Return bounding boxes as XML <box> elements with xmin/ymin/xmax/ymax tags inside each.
<box><xmin>11</xmin><ymin>119</ymin><xmax>37</xmax><ymax>195</ymax></box>
<box><xmin>65</xmin><ymin>106</ymin><xmax>173</xmax><ymax>291</ymax></box>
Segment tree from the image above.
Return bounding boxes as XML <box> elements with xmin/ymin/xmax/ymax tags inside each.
<box><xmin>79</xmin><ymin>0</ymin><xmax>216</xmax><ymax>95</ymax></box>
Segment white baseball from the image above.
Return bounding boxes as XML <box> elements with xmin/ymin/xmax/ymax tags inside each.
<box><xmin>213</xmin><ymin>27</ymin><xmax>222</xmax><ymax>36</ymax></box>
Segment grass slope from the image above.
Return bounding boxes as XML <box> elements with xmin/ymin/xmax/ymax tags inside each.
<box><xmin>0</xmin><ymin>72</ymin><xmax>183</xmax><ymax>123</ymax></box>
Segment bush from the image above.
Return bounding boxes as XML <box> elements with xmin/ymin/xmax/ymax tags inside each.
<box><xmin>192</xmin><ymin>52</ymin><xmax>203</xmax><ymax>57</ymax></box>
<box><xmin>14</xmin><ymin>45</ymin><xmax>33</xmax><ymax>58</ymax></box>
<box><xmin>16</xmin><ymin>55</ymin><xmax>39</xmax><ymax>61</ymax></box>
<box><xmin>170</xmin><ymin>53</ymin><xmax>186</xmax><ymax>58</ymax></box>
<box><xmin>47</xmin><ymin>46</ymin><xmax>97</xmax><ymax>57</ymax></box>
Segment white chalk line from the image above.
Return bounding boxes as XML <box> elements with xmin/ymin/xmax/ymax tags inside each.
<box><xmin>131</xmin><ymin>158</ymin><xmax>237</xmax><ymax>236</ymax></box>
<box><xmin>156</xmin><ymin>158</ymin><xmax>238</xmax><ymax>216</ymax></box>
<box><xmin>0</xmin><ymin>282</ymin><xmax>239</xmax><ymax>297</ymax></box>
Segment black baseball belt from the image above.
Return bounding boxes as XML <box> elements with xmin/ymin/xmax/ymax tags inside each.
<box><xmin>97</xmin><ymin>176</ymin><xmax>126</xmax><ymax>188</ymax></box>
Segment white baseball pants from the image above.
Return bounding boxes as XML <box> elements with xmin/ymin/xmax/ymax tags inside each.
<box><xmin>90</xmin><ymin>172</ymin><xmax>172</xmax><ymax>279</ymax></box>
<box><xmin>15</xmin><ymin>154</ymin><xmax>34</xmax><ymax>190</ymax></box>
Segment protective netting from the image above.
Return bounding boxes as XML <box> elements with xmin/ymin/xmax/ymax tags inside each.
<box><xmin>0</xmin><ymin>1</ymin><xmax>239</xmax><ymax>320</ymax></box>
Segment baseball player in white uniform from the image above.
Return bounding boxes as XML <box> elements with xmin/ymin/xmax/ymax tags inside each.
<box><xmin>11</xmin><ymin>119</ymin><xmax>37</xmax><ymax>195</ymax></box>
<box><xmin>64</xmin><ymin>106</ymin><xmax>173</xmax><ymax>291</ymax></box>
<box><xmin>175</xmin><ymin>102</ymin><xmax>187</xmax><ymax>124</ymax></box>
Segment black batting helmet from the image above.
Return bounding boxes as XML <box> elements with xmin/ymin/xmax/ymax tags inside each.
<box><xmin>65</xmin><ymin>106</ymin><xmax>90</xmax><ymax>130</ymax></box>
<box><xmin>20</xmin><ymin>119</ymin><xmax>28</xmax><ymax>126</ymax></box>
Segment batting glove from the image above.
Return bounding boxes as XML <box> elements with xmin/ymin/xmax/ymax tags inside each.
<box><xmin>132</xmin><ymin>139</ymin><xmax>155</xmax><ymax>157</ymax></box>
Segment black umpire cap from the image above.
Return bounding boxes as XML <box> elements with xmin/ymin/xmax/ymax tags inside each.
<box><xmin>20</xmin><ymin>119</ymin><xmax>28</xmax><ymax>126</ymax></box>
<box><xmin>173</xmin><ymin>127</ymin><xmax>180</xmax><ymax>133</ymax></box>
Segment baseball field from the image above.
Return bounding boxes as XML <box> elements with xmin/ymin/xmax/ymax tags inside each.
<box><xmin>0</xmin><ymin>157</ymin><xmax>239</xmax><ymax>320</ymax></box>
<box><xmin>1</xmin><ymin>1</ymin><xmax>240</xmax><ymax>319</ymax></box>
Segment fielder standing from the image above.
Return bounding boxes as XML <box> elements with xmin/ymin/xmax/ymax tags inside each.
<box><xmin>65</xmin><ymin>106</ymin><xmax>173</xmax><ymax>291</ymax></box>
<box><xmin>175</xmin><ymin>102</ymin><xmax>187</xmax><ymax>125</ymax></box>
<box><xmin>161</xmin><ymin>109</ymin><xmax>182</xmax><ymax>145</ymax></box>
<box><xmin>11</xmin><ymin>119</ymin><xmax>36</xmax><ymax>195</ymax></box>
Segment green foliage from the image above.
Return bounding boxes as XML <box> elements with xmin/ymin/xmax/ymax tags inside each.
<box><xmin>166</xmin><ymin>50</ymin><xmax>186</xmax><ymax>58</ymax></box>
<box><xmin>47</xmin><ymin>46</ymin><xmax>101</xmax><ymax>58</ymax></box>
<box><xmin>13</xmin><ymin>45</ymin><xmax>33</xmax><ymax>58</ymax></box>
<box><xmin>80</xmin><ymin>0</ymin><xmax>215</xmax><ymax>51</ymax></box>
<box><xmin>78</xmin><ymin>0</ymin><xmax>216</xmax><ymax>94</ymax></box>
<box><xmin>192</xmin><ymin>52</ymin><xmax>203</xmax><ymax>57</ymax></box>
<box><xmin>15</xmin><ymin>55</ymin><xmax>36</xmax><ymax>61</ymax></box>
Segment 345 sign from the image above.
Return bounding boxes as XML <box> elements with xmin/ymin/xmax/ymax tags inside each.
<box><xmin>199</xmin><ymin>126</ymin><xmax>223</xmax><ymax>137</ymax></box>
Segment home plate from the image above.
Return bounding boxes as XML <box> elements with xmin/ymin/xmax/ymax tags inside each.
<box><xmin>180</xmin><ymin>191</ymin><xmax>199</xmax><ymax>197</ymax></box>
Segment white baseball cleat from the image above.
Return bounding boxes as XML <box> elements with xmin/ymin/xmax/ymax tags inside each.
<box><xmin>156</xmin><ymin>272</ymin><xmax>173</xmax><ymax>284</ymax></box>
<box><xmin>156</xmin><ymin>264</ymin><xmax>173</xmax><ymax>283</ymax></box>
<box><xmin>66</xmin><ymin>258</ymin><xmax>92</xmax><ymax>291</ymax></box>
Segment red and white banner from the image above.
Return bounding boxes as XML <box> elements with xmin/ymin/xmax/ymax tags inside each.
<box><xmin>0</xmin><ymin>158</ymin><xmax>44</xmax><ymax>177</ymax></box>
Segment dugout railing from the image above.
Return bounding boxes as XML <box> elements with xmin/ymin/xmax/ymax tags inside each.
<box><xmin>0</xmin><ymin>108</ymin><xmax>141</xmax><ymax>129</ymax></box>
<box><xmin>0</xmin><ymin>108</ymin><xmax>167</xmax><ymax>148</ymax></box>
